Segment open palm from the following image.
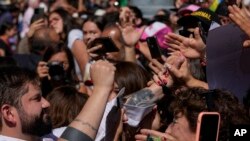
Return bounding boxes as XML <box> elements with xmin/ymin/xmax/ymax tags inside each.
<box><xmin>166</xmin><ymin>28</ymin><xmax>206</xmax><ymax>59</ymax></box>
<box><xmin>118</xmin><ymin>24</ymin><xmax>145</xmax><ymax>46</ymax></box>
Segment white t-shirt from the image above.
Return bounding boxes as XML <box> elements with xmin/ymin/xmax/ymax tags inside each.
<box><xmin>67</xmin><ymin>29</ymin><xmax>83</xmax><ymax>49</ymax></box>
<box><xmin>0</xmin><ymin>135</ymin><xmax>25</xmax><ymax>141</ymax></box>
<box><xmin>67</xmin><ymin>29</ymin><xmax>84</xmax><ymax>80</ymax></box>
<box><xmin>52</xmin><ymin>126</ymin><xmax>67</xmax><ymax>138</ymax></box>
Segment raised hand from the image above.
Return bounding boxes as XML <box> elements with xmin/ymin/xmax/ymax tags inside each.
<box><xmin>228</xmin><ymin>5</ymin><xmax>250</xmax><ymax>47</ymax></box>
<box><xmin>27</xmin><ymin>19</ymin><xmax>46</xmax><ymax>38</ymax></box>
<box><xmin>166</xmin><ymin>28</ymin><xmax>206</xmax><ymax>59</ymax></box>
<box><xmin>90</xmin><ymin>60</ymin><xmax>116</xmax><ymax>92</ymax></box>
<box><xmin>165</xmin><ymin>55</ymin><xmax>208</xmax><ymax>89</ymax></box>
<box><xmin>119</xmin><ymin>7</ymin><xmax>136</xmax><ymax>27</ymax></box>
<box><xmin>87</xmin><ymin>44</ymin><xmax>102</xmax><ymax>59</ymax></box>
<box><xmin>117</xmin><ymin>23</ymin><xmax>145</xmax><ymax>47</ymax></box>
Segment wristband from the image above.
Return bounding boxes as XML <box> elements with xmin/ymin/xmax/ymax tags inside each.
<box><xmin>61</xmin><ymin>126</ymin><xmax>93</xmax><ymax>141</ymax></box>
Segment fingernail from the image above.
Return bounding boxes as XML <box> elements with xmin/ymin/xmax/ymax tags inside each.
<box><xmin>163</xmin><ymin>79</ymin><xmax>168</xmax><ymax>84</ymax></box>
<box><xmin>163</xmin><ymin>70</ymin><xmax>169</xmax><ymax>76</ymax></box>
<box><xmin>157</xmin><ymin>81</ymin><xmax>162</xmax><ymax>85</ymax></box>
<box><xmin>161</xmin><ymin>137</ymin><xmax>167</xmax><ymax>141</ymax></box>
<box><xmin>166</xmin><ymin>63</ymin><xmax>171</xmax><ymax>69</ymax></box>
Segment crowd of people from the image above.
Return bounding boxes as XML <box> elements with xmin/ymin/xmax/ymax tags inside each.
<box><xmin>0</xmin><ymin>0</ymin><xmax>250</xmax><ymax>141</ymax></box>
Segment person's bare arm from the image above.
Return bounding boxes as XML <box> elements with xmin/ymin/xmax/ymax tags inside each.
<box><xmin>71</xmin><ymin>40</ymin><xmax>89</xmax><ymax>79</ymax></box>
<box><xmin>78</xmin><ymin>0</ymin><xmax>87</xmax><ymax>13</ymax></box>
<box><xmin>118</xmin><ymin>24</ymin><xmax>145</xmax><ymax>62</ymax></box>
<box><xmin>58</xmin><ymin>60</ymin><xmax>116</xmax><ymax>140</ymax></box>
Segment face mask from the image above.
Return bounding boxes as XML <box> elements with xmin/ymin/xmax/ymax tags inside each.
<box><xmin>124</xmin><ymin>103</ymin><xmax>155</xmax><ymax>127</ymax></box>
<box><xmin>123</xmin><ymin>89</ymin><xmax>156</xmax><ymax>127</ymax></box>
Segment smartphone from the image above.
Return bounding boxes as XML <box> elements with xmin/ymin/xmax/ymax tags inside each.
<box><xmin>195</xmin><ymin>112</ymin><xmax>220</xmax><ymax>141</ymax></box>
<box><xmin>146</xmin><ymin>36</ymin><xmax>162</xmax><ymax>60</ymax></box>
<box><xmin>89</xmin><ymin>37</ymin><xmax>119</xmax><ymax>54</ymax></box>
<box><xmin>34</xmin><ymin>8</ymin><xmax>45</xmax><ymax>15</ymax></box>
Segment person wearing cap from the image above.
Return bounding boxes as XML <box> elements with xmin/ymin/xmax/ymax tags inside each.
<box><xmin>166</xmin><ymin>8</ymin><xmax>221</xmax><ymax>60</ymax></box>
<box><xmin>177</xmin><ymin>7</ymin><xmax>221</xmax><ymax>41</ymax></box>
<box><xmin>205</xmin><ymin>3</ymin><xmax>250</xmax><ymax>102</ymax></box>
<box><xmin>165</xmin><ymin>4</ymin><xmax>250</xmax><ymax>103</ymax></box>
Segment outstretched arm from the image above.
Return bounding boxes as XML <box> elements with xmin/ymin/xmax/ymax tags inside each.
<box><xmin>58</xmin><ymin>60</ymin><xmax>116</xmax><ymax>140</ymax></box>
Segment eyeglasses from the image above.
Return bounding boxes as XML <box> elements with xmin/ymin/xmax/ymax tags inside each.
<box><xmin>179</xmin><ymin>29</ymin><xmax>194</xmax><ymax>37</ymax></box>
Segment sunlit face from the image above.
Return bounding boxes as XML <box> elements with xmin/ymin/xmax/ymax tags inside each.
<box><xmin>19</xmin><ymin>83</ymin><xmax>51</xmax><ymax>136</ymax></box>
<box><xmin>49</xmin><ymin>13</ymin><xmax>63</xmax><ymax>34</ymax></box>
<box><xmin>165</xmin><ymin>113</ymin><xmax>196</xmax><ymax>141</ymax></box>
<box><xmin>48</xmin><ymin>52</ymin><xmax>69</xmax><ymax>71</ymax></box>
<box><xmin>82</xmin><ymin>21</ymin><xmax>102</xmax><ymax>45</ymax></box>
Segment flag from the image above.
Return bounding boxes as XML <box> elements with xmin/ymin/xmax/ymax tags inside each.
<box><xmin>209</xmin><ymin>0</ymin><xmax>223</xmax><ymax>12</ymax></box>
<box><xmin>119</xmin><ymin>0</ymin><xmax>128</xmax><ymax>7</ymax></box>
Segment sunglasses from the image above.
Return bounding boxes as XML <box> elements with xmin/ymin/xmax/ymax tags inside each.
<box><xmin>179</xmin><ymin>29</ymin><xmax>194</xmax><ymax>37</ymax></box>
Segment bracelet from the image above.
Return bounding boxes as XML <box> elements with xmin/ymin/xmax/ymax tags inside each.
<box><xmin>60</xmin><ymin>126</ymin><xmax>93</xmax><ymax>141</ymax></box>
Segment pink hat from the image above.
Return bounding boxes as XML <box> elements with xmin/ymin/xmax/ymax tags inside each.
<box><xmin>141</xmin><ymin>22</ymin><xmax>172</xmax><ymax>49</ymax></box>
<box><xmin>178</xmin><ymin>4</ymin><xmax>200</xmax><ymax>16</ymax></box>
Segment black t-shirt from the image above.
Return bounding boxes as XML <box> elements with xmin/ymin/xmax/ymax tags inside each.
<box><xmin>0</xmin><ymin>38</ymin><xmax>13</xmax><ymax>56</ymax></box>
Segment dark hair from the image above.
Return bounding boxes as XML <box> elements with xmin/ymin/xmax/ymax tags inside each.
<box><xmin>46</xmin><ymin>85</ymin><xmax>88</xmax><ymax>128</ymax></box>
<box><xmin>0</xmin><ymin>56</ymin><xmax>17</xmax><ymax>67</ymax></box>
<box><xmin>0</xmin><ymin>66</ymin><xmax>39</xmax><ymax>133</ymax></box>
<box><xmin>83</xmin><ymin>15</ymin><xmax>105</xmax><ymax>32</ymax></box>
<box><xmin>114</xmin><ymin>61</ymin><xmax>151</xmax><ymax>96</ymax></box>
<box><xmin>189</xmin><ymin>59</ymin><xmax>205</xmax><ymax>81</ymax></box>
<box><xmin>170</xmin><ymin>88</ymin><xmax>250</xmax><ymax>140</ymax></box>
<box><xmin>30</xmin><ymin>12</ymin><xmax>48</xmax><ymax>25</ymax></box>
<box><xmin>157</xmin><ymin>9</ymin><xmax>170</xmax><ymax>16</ymax></box>
<box><xmin>153</xmin><ymin>9</ymin><xmax>171</xmax><ymax>26</ymax></box>
<box><xmin>41</xmin><ymin>42</ymin><xmax>78</xmax><ymax>96</ymax></box>
<box><xmin>50</xmin><ymin>8</ymin><xmax>79</xmax><ymax>40</ymax></box>
<box><xmin>0</xmin><ymin>21</ymin><xmax>15</xmax><ymax>35</ymax></box>
<box><xmin>114</xmin><ymin>61</ymin><xmax>152</xmax><ymax>140</ymax></box>
<box><xmin>29</xmin><ymin>27</ymin><xmax>53</xmax><ymax>54</ymax></box>
<box><xmin>128</xmin><ymin>6</ymin><xmax>143</xmax><ymax>19</ymax></box>
<box><xmin>0</xmin><ymin>66</ymin><xmax>39</xmax><ymax>107</ymax></box>
<box><xmin>43</xmin><ymin>42</ymin><xmax>77</xmax><ymax>81</ymax></box>
<box><xmin>103</xmin><ymin>11</ymin><xmax>119</xmax><ymax>27</ymax></box>
<box><xmin>243</xmin><ymin>89</ymin><xmax>250</xmax><ymax>117</ymax></box>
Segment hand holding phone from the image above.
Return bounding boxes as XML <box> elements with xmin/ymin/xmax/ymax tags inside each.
<box><xmin>195</xmin><ymin>112</ymin><xmax>220</xmax><ymax>141</ymax></box>
<box><xmin>34</xmin><ymin>8</ymin><xmax>45</xmax><ymax>15</ymax></box>
<box><xmin>88</xmin><ymin>37</ymin><xmax>119</xmax><ymax>55</ymax></box>
<box><xmin>146</xmin><ymin>36</ymin><xmax>162</xmax><ymax>60</ymax></box>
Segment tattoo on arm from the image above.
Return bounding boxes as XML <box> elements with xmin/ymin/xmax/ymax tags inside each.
<box><xmin>74</xmin><ymin>119</ymin><xmax>98</xmax><ymax>132</ymax></box>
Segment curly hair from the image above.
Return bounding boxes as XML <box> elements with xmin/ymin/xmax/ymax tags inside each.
<box><xmin>170</xmin><ymin>88</ymin><xmax>250</xmax><ymax>140</ymax></box>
